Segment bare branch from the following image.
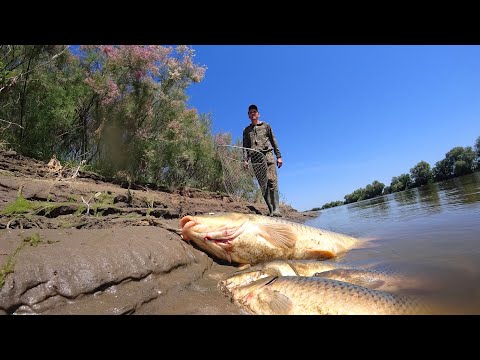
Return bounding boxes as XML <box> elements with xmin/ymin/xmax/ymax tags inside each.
<box><xmin>0</xmin><ymin>45</ymin><xmax>71</xmax><ymax>94</ymax></box>
<box><xmin>81</xmin><ymin>196</ymin><xmax>93</xmax><ymax>215</ymax></box>
<box><xmin>0</xmin><ymin>93</ymin><xmax>22</xmax><ymax>108</ymax></box>
<box><xmin>0</xmin><ymin>45</ymin><xmax>13</xmax><ymax>61</ymax></box>
<box><xmin>0</xmin><ymin>118</ymin><xmax>23</xmax><ymax>128</ymax></box>
<box><xmin>71</xmin><ymin>160</ymin><xmax>87</xmax><ymax>179</ymax></box>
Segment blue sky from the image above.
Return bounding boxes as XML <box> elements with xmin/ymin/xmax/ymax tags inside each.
<box><xmin>185</xmin><ymin>45</ymin><xmax>480</xmax><ymax>211</ymax></box>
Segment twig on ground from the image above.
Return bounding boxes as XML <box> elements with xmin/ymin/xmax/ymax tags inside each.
<box><xmin>81</xmin><ymin>196</ymin><xmax>93</xmax><ymax>215</ymax></box>
<box><xmin>71</xmin><ymin>160</ymin><xmax>86</xmax><ymax>179</ymax></box>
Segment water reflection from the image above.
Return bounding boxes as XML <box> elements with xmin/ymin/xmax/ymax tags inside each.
<box><xmin>435</xmin><ymin>173</ymin><xmax>480</xmax><ymax>206</ymax></box>
<box><xmin>393</xmin><ymin>187</ymin><xmax>418</xmax><ymax>206</ymax></box>
<box><xmin>417</xmin><ymin>182</ymin><xmax>441</xmax><ymax>214</ymax></box>
<box><xmin>348</xmin><ymin>195</ymin><xmax>390</xmax><ymax>218</ymax></box>
<box><xmin>306</xmin><ymin>172</ymin><xmax>480</xmax><ymax>314</ymax></box>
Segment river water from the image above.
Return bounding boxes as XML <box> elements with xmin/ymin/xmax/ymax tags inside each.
<box><xmin>305</xmin><ymin>172</ymin><xmax>480</xmax><ymax>314</ymax></box>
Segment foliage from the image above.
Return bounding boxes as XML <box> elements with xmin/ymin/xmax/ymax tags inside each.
<box><xmin>364</xmin><ymin>180</ymin><xmax>385</xmax><ymax>199</ymax></box>
<box><xmin>75</xmin><ymin>45</ymin><xmax>209</xmax><ymax>184</ymax></box>
<box><xmin>0</xmin><ymin>46</ymin><xmax>84</xmax><ymax>160</ymax></box>
<box><xmin>319</xmin><ymin>201</ymin><xmax>344</xmax><ymax>210</ymax></box>
<box><xmin>344</xmin><ymin>180</ymin><xmax>385</xmax><ymax>204</ymax></box>
<box><xmin>0</xmin><ymin>45</ymin><xmax>233</xmax><ymax>194</ymax></box>
<box><xmin>432</xmin><ymin>146</ymin><xmax>476</xmax><ymax>181</ymax></box>
<box><xmin>475</xmin><ymin>136</ymin><xmax>480</xmax><ymax>170</ymax></box>
<box><xmin>344</xmin><ymin>188</ymin><xmax>364</xmax><ymax>204</ymax></box>
<box><xmin>390</xmin><ymin>174</ymin><xmax>412</xmax><ymax>193</ymax></box>
<box><xmin>410</xmin><ymin>161</ymin><xmax>433</xmax><ymax>187</ymax></box>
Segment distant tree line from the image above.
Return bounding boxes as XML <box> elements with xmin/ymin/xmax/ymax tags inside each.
<box><xmin>312</xmin><ymin>137</ymin><xmax>480</xmax><ymax>211</ymax></box>
<box><xmin>0</xmin><ymin>45</ymin><xmax>238</xmax><ymax>192</ymax></box>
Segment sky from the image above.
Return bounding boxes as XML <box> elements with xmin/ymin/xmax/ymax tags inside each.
<box><xmin>185</xmin><ymin>45</ymin><xmax>480</xmax><ymax>211</ymax></box>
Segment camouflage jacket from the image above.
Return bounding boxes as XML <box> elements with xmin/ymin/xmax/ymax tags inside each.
<box><xmin>242</xmin><ymin>121</ymin><xmax>282</xmax><ymax>161</ymax></box>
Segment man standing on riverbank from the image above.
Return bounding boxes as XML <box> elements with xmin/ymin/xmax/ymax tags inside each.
<box><xmin>242</xmin><ymin>104</ymin><xmax>283</xmax><ymax>217</ymax></box>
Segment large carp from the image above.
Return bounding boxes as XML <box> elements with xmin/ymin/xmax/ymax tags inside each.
<box><xmin>179</xmin><ymin>212</ymin><xmax>361</xmax><ymax>265</ymax></box>
<box><xmin>219</xmin><ymin>259</ymin><xmax>440</xmax><ymax>295</ymax></box>
<box><xmin>223</xmin><ymin>275</ymin><xmax>432</xmax><ymax>315</ymax></box>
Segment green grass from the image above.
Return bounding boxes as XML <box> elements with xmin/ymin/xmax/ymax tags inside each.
<box><xmin>1</xmin><ymin>194</ymin><xmax>33</xmax><ymax>215</ymax></box>
<box><xmin>2</xmin><ymin>192</ymin><xmax>124</xmax><ymax>220</ymax></box>
<box><xmin>33</xmin><ymin>201</ymin><xmax>62</xmax><ymax>216</ymax></box>
<box><xmin>24</xmin><ymin>233</ymin><xmax>44</xmax><ymax>247</ymax></box>
<box><xmin>0</xmin><ymin>169</ymin><xmax>14</xmax><ymax>176</ymax></box>
<box><xmin>1</xmin><ymin>195</ymin><xmax>64</xmax><ymax>216</ymax></box>
<box><xmin>95</xmin><ymin>192</ymin><xmax>115</xmax><ymax>205</ymax></box>
<box><xmin>0</xmin><ymin>252</ymin><xmax>17</xmax><ymax>288</ymax></box>
<box><xmin>73</xmin><ymin>204</ymin><xmax>87</xmax><ymax>216</ymax></box>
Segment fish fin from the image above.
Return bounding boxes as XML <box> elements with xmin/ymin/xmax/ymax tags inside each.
<box><xmin>237</xmin><ymin>264</ymin><xmax>252</xmax><ymax>270</ymax></box>
<box><xmin>257</xmin><ymin>224</ymin><xmax>296</xmax><ymax>249</ymax></box>
<box><xmin>262</xmin><ymin>289</ymin><xmax>293</xmax><ymax>314</ymax></box>
<box><xmin>284</xmin><ymin>260</ymin><xmax>301</xmax><ymax>276</ymax></box>
<box><xmin>358</xmin><ymin>279</ymin><xmax>385</xmax><ymax>289</ymax></box>
<box><xmin>314</xmin><ymin>269</ymin><xmax>346</xmax><ymax>278</ymax></box>
<box><xmin>305</xmin><ymin>249</ymin><xmax>335</xmax><ymax>260</ymax></box>
<box><xmin>314</xmin><ymin>269</ymin><xmax>386</xmax><ymax>290</ymax></box>
<box><xmin>354</xmin><ymin>237</ymin><xmax>380</xmax><ymax>250</ymax></box>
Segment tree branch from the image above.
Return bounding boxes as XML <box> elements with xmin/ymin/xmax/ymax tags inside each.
<box><xmin>0</xmin><ymin>118</ymin><xmax>23</xmax><ymax>128</ymax></box>
<box><xmin>0</xmin><ymin>45</ymin><xmax>70</xmax><ymax>94</ymax></box>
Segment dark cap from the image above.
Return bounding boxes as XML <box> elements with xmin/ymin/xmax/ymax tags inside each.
<box><xmin>248</xmin><ymin>104</ymin><xmax>258</xmax><ymax>112</ymax></box>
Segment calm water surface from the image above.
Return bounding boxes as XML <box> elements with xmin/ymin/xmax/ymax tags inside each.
<box><xmin>305</xmin><ymin>172</ymin><xmax>480</xmax><ymax>314</ymax></box>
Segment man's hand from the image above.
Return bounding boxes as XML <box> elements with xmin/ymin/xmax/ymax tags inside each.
<box><xmin>277</xmin><ymin>157</ymin><xmax>283</xmax><ymax>168</ymax></box>
<box><xmin>243</xmin><ymin>160</ymin><xmax>249</xmax><ymax>170</ymax></box>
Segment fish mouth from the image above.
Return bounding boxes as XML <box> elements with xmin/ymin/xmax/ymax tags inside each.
<box><xmin>179</xmin><ymin>215</ymin><xmax>247</xmax><ymax>263</ymax></box>
<box><xmin>179</xmin><ymin>215</ymin><xmax>245</xmax><ymax>245</ymax></box>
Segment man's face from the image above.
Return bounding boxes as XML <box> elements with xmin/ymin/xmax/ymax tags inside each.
<box><xmin>248</xmin><ymin>109</ymin><xmax>259</xmax><ymax>121</ymax></box>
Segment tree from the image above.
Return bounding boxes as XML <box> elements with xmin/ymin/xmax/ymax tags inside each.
<box><xmin>474</xmin><ymin>136</ymin><xmax>480</xmax><ymax>170</ymax></box>
<box><xmin>74</xmin><ymin>45</ymin><xmax>208</xmax><ymax>185</ymax></box>
<box><xmin>344</xmin><ymin>188</ymin><xmax>365</xmax><ymax>204</ymax></box>
<box><xmin>0</xmin><ymin>45</ymin><xmax>78</xmax><ymax>159</ymax></box>
<box><xmin>432</xmin><ymin>146</ymin><xmax>475</xmax><ymax>180</ymax></box>
<box><xmin>320</xmin><ymin>200</ymin><xmax>344</xmax><ymax>210</ymax></box>
<box><xmin>0</xmin><ymin>45</ymin><xmax>234</xmax><ymax>193</ymax></box>
<box><xmin>432</xmin><ymin>158</ymin><xmax>449</xmax><ymax>182</ymax></box>
<box><xmin>364</xmin><ymin>180</ymin><xmax>385</xmax><ymax>199</ymax></box>
<box><xmin>410</xmin><ymin>161</ymin><xmax>432</xmax><ymax>187</ymax></box>
<box><xmin>382</xmin><ymin>185</ymin><xmax>392</xmax><ymax>195</ymax></box>
<box><xmin>390</xmin><ymin>173</ymin><xmax>412</xmax><ymax>192</ymax></box>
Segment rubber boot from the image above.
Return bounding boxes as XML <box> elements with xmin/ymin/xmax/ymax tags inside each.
<box><xmin>271</xmin><ymin>189</ymin><xmax>282</xmax><ymax>217</ymax></box>
<box><xmin>263</xmin><ymin>190</ymin><xmax>273</xmax><ymax>216</ymax></box>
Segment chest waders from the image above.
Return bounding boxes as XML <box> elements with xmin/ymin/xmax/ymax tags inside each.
<box><xmin>264</xmin><ymin>151</ymin><xmax>281</xmax><ymax>217</ymax></box>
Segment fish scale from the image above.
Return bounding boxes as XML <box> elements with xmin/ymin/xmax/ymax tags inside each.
<box><xmin>230</xmin><ymin>276</ymin><xmax>431</xmax><ymax>315</ymax></box>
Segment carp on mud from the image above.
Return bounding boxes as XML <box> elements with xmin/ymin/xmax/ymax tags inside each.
<box><xmin>179</xmin><ymin>212</ymin><xmax>362</xmax><ymax>265</ymax></box>
<box><xmin>219</xmin><ymin>259</ymin><xmax>442</xmax><ymax>295</ymax></box>
<box><xmin>221</xmin><ymin>275</ymin><xmax>432</xmax><ymax>315</ymax></box>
